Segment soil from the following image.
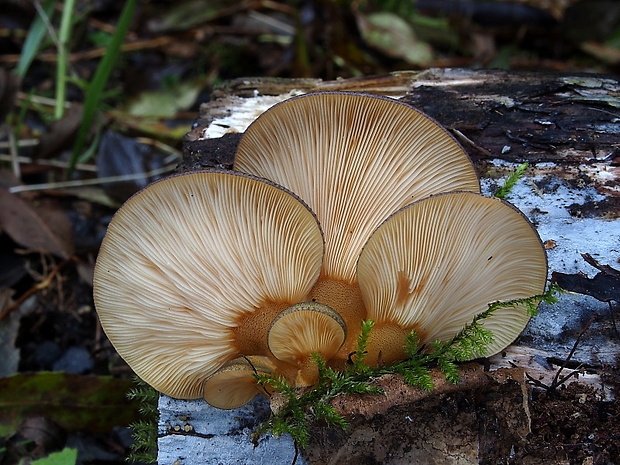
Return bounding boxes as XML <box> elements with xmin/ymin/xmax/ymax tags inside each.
<box><xmin>303</xmin><ymin>368</ymin><xmax>620</xmax><ymax>465</ymax></box>
<box><xmin>523</xmin><ymin>383</ymin><xmax>620</xmax><ymax>465</ymax></box>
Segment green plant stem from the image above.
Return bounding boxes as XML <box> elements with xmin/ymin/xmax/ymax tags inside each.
<box><xmin>70</xmin><ymin>0</ymin><xmax>137</xmax><ymax>171</ymax></box>
<box><xmin>55</xmin><ymin>0</ymin><xmax>77</xmax><ymax>120</ymax></box>
<box><xmin>16</xmin><ymin>0</ymin><xmax>57</xmax><ymax>79</ymax></box>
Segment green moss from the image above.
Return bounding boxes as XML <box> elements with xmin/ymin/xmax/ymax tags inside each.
<box><xmin>126</xmin><ymin>378</ymin><xmax>158</xmax><ymax>464</ymax></box>
<box><xmin>494</xmin><ymin>162</ymin><xmax>529</xmax><ymax>199</ymax></box>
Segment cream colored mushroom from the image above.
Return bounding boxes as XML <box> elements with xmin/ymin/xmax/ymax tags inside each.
<box><xmin>94</xmin><ymin>93</ymin><xmax>547</xmax><ymax>411</ymax></box>
<box><xmin>93</xmin><ymin>170</ymin><xmax>324</xmax><ymax>402</ymax></box>
<box><xmin>356</xmin><ymin>191</ymin><xmax>548</xmax><ymax>366</ymax></box>
<box><xmin>234</xmin><ymin>92</ymin><xmax>480</xmax><ymax>362</ymax></box>
<box><xmin>203</xmin><ymin>356</ymin><xmax>276</xmax><ymax>409</ymax></box>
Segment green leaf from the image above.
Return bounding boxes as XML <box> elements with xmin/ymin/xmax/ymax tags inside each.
<box><xmin>55</xmin><ymin>0</ymin><xmax>77</xmax><ymax>119</ymax></box>
<box><xmin>15</xmin><ymin>0</ymin><xmax>56</xmax><ymax>79</ymax></box>
<box><xmin>494</xmin><ymin>162</ymin><xmax>529</xmax><ymax>199</ymax></box>
<box><xmin>350</xmin><ymin>320</ymin><xmax>374</xmax><ymax>372</ymax></box>
<box><xmin>31</xmin><ymin>448</ymin><xmax>78</xmax><ymax>465</ymax></box>
<box><xmin>355</xmin><ymin>11</ymin><xmax>434</xmax><ymax>65</ymax></box>
<box><xmin>125</xmin><ymin>80</ymin><xmax>202</xmax><ymax>117</ymax></box>
<box><xmin>70</xmin><ymin>0</ymin><xmax>138</xmax><ymax>171</ymax></box>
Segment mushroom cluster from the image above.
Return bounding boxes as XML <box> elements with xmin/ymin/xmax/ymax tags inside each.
<box><xmin>93</xmin><ymin>92</ymin><xmax>547</xmax><ymax>409</ymax></box>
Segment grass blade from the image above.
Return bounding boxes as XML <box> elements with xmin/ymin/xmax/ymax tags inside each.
<box><xmin>56</xmin><ymin>0</ymin><xmax>77</xmax><ymax>119</ymax></box>
<box><xmin>15</xmin><ymin>0</ymin><xmax>57</xmax><ymax>79</ymax></box>
<box><xmin>70</xmin><ymin>0</ymin><xmax>138</xmax><ymax>171</ymax></box>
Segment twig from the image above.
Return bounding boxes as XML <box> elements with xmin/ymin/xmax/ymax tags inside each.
<box><xmin>0</xmin><ymin>138</ymin><xmax>40</xmax><ymax>149</ymax></box>
<box><xmin>548</xmin><ymin>313</ymin><xmax>599</xmax><ymax>392</ymax></box>
<box><xmin>4</xmin><ymin>123</ymin><xmax>20</xmax><ymax>179</ymax></box>
<box><xmin>16</xmin><ymin>92</ymin><xmax>73</xmax><ymax>109</ymax></box>
<box><xmin>451</xmin><ymin>128</ymin><xmax>493</xmax><ymax>157</ymax></box>
<box><xmin>0</xmin><ymin>258</ymin><xmax>72</xmax><ymax>322</ymax></box>
<box><xmin>0</xmin><ymin>154</ymin><xmax>98</xmax><ymax>172</ymax></box>
<box><xmin>8</xmin><ymin>163</ymin><xmax>178</xmax><ymax>193</ymax></box>
<box><xmin>582</xmin><ymin>252</ymin><xmax>620</xmax><ymax>278</ymax></box>
<box><xmin>241</xmin><ymin>354</ymin><xmax>272</xmax><ymax>399</ymax></box>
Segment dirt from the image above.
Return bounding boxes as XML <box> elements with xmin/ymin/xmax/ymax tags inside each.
<box><xmin>523</xmin><ymin>383</ymin><xmax>620</xmax><ymax>465</ymax></box>
<box><xmin>303</xmin><ymin>375</ymin><xmax>620</xmax><ymax>465</ymax></box>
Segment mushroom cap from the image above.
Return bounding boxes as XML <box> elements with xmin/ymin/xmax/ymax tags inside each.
<box><xmin>234</xmin><ymin>92</ymin><xmax>480</xmax><ymax>283</ymax></box>
<box><xmin>93</xmin><ymin>170</ymin><xmax>324</xmax><ymax>399</ymax></box>
<box><xmin>267</xmin><ymin>302</ymin><xmax>347</xmax><ymax>364</ymax></box>
<box><xmin>357</xmin><ymin>191</ymin><xmax>547</xmax><ymax>361</ymax></box>
<box><xmin>203</xmin><ymin>356</ymin><xmax>275</xmax><ymax>409</ymax></box>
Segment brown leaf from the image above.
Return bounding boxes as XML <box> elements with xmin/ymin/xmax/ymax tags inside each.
<box><xmin>37</xmin><ymin>105</ymin><xmax>83</xmax><ymax>160</ymax></box>
<box><xmin>0</xmin><ymin>188</ymin><xmax>74</xmax><ymax>259</ymax></box>
<box><xmin>18</xmin><ymin>416</ymin><xmax>67</xmax><ymax>455</ymax></box>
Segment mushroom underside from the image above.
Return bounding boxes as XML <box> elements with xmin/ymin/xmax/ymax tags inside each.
<box><xmin>93</xmin><ymin>170</ymin><xmax>324</xmax><ymax>399</ymax></box>
<box><xmin>94</xmin><ymin>93</ymin><xmax>548</xmax><ymax>412</ymax></box>
<box><xmin>234</xmin><ymin>92</ymin><xmax>480</xmax><ymax>283</ymax></box>
<box><xmin>203</xmin><ymin>356</ymin><xmax>275</xmax><ymax>409</ymax></box>
<box><xmin>357</xmin><ymin>191</ymin><xmax>547</xmax><ymax>365</ymax></box>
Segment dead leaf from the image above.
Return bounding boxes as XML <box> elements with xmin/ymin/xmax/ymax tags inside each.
<box><xmin>354</xmin><ymin>11</ymin><xmax>434</xmax><ymax>66</ymax></box>
<box><xmin>0</xmin><ymin>188</ymin><xmax>74</xmax><ymax>259</ymax></box>
<box><xmin>37</xmin><ymin>105</ymin><xmax>83</xmax><ymax>160</ymax></box>
<box><xmin>551</xmin><ymin>254</ymin><xmax>620</xmax><ymax>302</ymax></box>
<box><xmin>18</xmin><ymin>416</ymin><xmax>67</xmax><ymax>455</ymax></box>
<box><xmin>581</xmin><ymin>41</ymin><xmax>620</xmax><ymax>65</ymax></box>
<box><xmin>125</xmin><ymin>80</ymin><xmax>202</xmax><ymax>117</ymax></box>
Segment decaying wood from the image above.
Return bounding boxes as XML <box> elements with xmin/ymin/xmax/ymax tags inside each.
<box><xmin>305</xmin><ymin>365</ymin><xmax>532</xmax><ymax>465</ymax></box>
<box><xmin>330</xmin><ymin>364</ymin><xmax>524</xmax><ymax>419</ymax></box>
<box><xmin>184</xmin><ymin>69</ymin><xmax>619</xmax><ymax>168</ymax></box>
<box><xmin>552</xmin><ymin>253</ymin><xmax>620</xmax><ymax>302</ymax></box>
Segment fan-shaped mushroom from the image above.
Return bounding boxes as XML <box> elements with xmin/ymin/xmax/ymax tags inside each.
<box><xmin>93</xmin><ymin>170</ymin><xmax>325</xmax><ymax>402</ymax></box>
<box><xmin>357</xmin><ymin>191</ymin><xmax>548</xmax><ymax>365</ymax></box>
<box><xmin>234</xmin><ymin>92</ymin><xmax>480</xmax><ymax>361</ymax></box>
<box><xmin>94</xmin><ymin>92</ymin><xmax>548</xmax><ymax>411</ymax></box>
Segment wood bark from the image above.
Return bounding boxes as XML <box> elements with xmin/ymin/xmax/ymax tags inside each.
<box><xmin>184</xmin><ymin>69</ymin><xmax>619</xmax><ymax>172</ymax></box>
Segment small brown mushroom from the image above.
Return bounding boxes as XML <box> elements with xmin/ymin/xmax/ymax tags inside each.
<box><xmin>93</xmin><ymin>170</ymin><xmax>324</xmax><ymax>401</ymax></box>
<box><xmin>203</xmin><ymin>356</ymin><xmax>275</xmax><ymax>409</ymax></box>
<box><xmin>356</xmin><ymin>191</ymin><xmax>548</xmax><ymax>365</ymax></box>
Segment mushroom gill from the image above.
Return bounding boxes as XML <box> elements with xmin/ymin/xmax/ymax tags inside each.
<box><xmin>93</xmin><ymin>170</ymin><xmax>324</xmax><ymax>400</ymax></box>
<box><xmin>357</xmin><ymin>191</ymin><xmax>548</xmax><ymax>366</ymax></box>
<box><xmin>234</xmin><ymin>92</ymin><xmax>480</xmax><ymax>358</ymax></box>
<box><xmin>94</xmin><ymin>92</ymin><xmax>549</xmax><ymax>411</ymax></box>
<box><xmin>203</xmin><ymin>356</ymin><xmax>276</xmax><ymax>409</ymax></box>
<box><xmin>267</xmin><ymin>302</ymin><xmax>347</xmax><ymax>386</ymax></box>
